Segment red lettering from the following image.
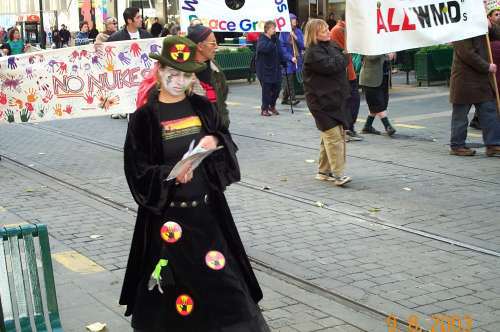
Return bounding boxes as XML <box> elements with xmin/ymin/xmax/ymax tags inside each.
<box><xmin>219</xmin><ymin>20</ymin><xmax>227</xmax><ymax>30</ymax></box>
<box><xmin>128</xmin><ymin>68</ymin><xmax>141</xmax><ymax>87</ymax></box>
<box><xmin>388</xmin><ymin>8</ymin><xmax>400</xmax><ymax>32</ymax></box>
<box><xmin>402</xmin><ymin>9</ymin><xmax>416</xmax><ymax>30</ymax></box>
<box><xmin>52</xmin><ymin>76</ymin><xmax>68</xmax><ymax>95</ymax></box>
<box><xmin>377</xmin><ymin>8</ymin><xmax>388</xmax><ymax>33</ymax></box>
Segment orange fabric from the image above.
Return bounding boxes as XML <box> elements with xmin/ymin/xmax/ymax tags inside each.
<box><xmin>330</xmin><ymin>21</ymin><xmax>356</xmax><ymax>81</ymax></box>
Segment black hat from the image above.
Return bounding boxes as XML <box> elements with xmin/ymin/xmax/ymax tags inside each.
<box><xmin>149</xmin><ymin>36</ymin><xmax>206</xmax><ymax>73</ymax></box>
<box><xmin>187</xmin><ymin>24</ymin><xmax>212</xmax><ymax>44</ymax></box>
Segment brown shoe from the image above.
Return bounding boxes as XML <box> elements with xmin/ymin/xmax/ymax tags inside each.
<box><xmin>261</xmin><ymin>109</ymin><xmax>272</xmax><ymax>117</ymax></box>
<box><xmin>486</xmin><ymin>146</ymin><xmax>500</xmax><ymax>157</ymax></box>
<box><xmin>449</xmin><ymin>147</ymin><xmax>476</xmax><ymax>156</ymax></box>
<box><xmin>269</xmin><ymin>106</ymin><xmax>279</xmax><ymax>115</ymax></box>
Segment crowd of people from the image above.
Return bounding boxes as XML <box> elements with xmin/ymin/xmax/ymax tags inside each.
<box><xmin>2</xmin><ymin>6</ymin><xmax>500</xmax><ymax>328</ymax></box>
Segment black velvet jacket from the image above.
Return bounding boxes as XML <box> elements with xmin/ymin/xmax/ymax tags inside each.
<box><xmin>119</xmin><ymin>90</ymin><xmax>263</xmax><ymax>318</ymax></box>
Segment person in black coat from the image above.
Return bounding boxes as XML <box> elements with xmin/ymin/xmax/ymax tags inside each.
<box><xmin>120</xmin><ymin>35</ymin><xmax>270</xmax><ymax>332</ymax></box>
<box><xmin>150</xmin><ymin>17</ymin><xmax>162</xmax><ymax>37</ymax></box>
<box><xmin>59</xmin><ymin>24</ymin><xmax>71</xmax><ymax>47</ymax></box>
<box><xmin>303</xmin><ymin>19</ymin><xmax>352</xmax><ymax>186</ymax></box>
<box><xmin>256</xmin><ymin>21</ymin><xmax>286</xmax><ymax>116</ymax></box>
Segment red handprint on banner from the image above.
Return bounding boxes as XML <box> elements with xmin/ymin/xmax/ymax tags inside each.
<box><xmin>64</xmin><ymin>105</ymin><xmax>73</xmax><ymax>114</ymax></box>
<box><xmin>42</xmin><ymin>90</ymin><xmax>53</xmax><ymax>104</ymax></box>
<box><xmin>80</xmin><ymin>49</ymin><xmax>90</xmax><ymax>59</ymax></box>
<box><xmin>130</xmin><ymin>43</ymin><xmax>142</xmax><ymax>57</ymax></box>
<box><xmin>26</xmin><ymin>102</ymin><xmax>34</xmax><ymax>112</ymax></box>
<box><xmin>105</xmin><ymin>46</ymin><xmax>116</xmax><ymax>59</ymax></box>
<box><xmin>83</xmin><ymin>92</ymin><xmax>94</xmax><ymax>104</ymax></box>
<box><xmin>57</xmin><ymin>62</ymin><xmax>67</xmax><ymax>74</ymax></box>
<box><xmin>0</xmin><ymin>92</ymin><xmax>7</xmax><ymax>105</ymax></box>
<box><xmin>70</xmin><ymin>50</ymin><xmax>80</xmax><ymax>62</ymax></box>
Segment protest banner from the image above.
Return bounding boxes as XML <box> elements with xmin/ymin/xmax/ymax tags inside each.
<box><xmin>180</xmin><ymin>0</ymin><xmax>291</xmax><ymax>33</ymax></box>
<box><xmin>0</xmin><ymin>38</ymin><xmax>163</xmax><ymax>124</ymax></box>
<box><xmin>346</xmin><ymin>0</ymin><xmax>488</xmax><ymax>55</ymax></box>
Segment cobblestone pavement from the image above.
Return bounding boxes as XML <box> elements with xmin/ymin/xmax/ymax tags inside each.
<box><xmin>1</xmin><ymin>74</ymin><xmax>500</xmax><ymax>331</ymax></box>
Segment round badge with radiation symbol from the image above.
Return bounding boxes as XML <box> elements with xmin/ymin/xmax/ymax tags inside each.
<box><xmin>160</xmin><ymin>221</ymin><xmax>182</xmax><ymax>244</ymax></box>
<box><xmin>176</xmin><ymin>294</ymin><xmax>194</xmax><ymax>316</ymax></box>
<box><xmin>169</xmin><ymin>44</ymin><xmax>191</xmax><ymax>63</ymax></box>
<box><xmin>205</xmin><ymin>251</ymin><xmax>226</xmax><ymax>271</ymax></box>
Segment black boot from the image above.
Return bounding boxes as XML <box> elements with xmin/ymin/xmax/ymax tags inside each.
<box><xmin>381</xmin><ymin>117</ymin><xmax>396</xmax><ymax>136</ymax></box>
<box><xmin>362</xmin><ymin>116</ymin><xmax>381</xmax><ymax>135</ymax></box>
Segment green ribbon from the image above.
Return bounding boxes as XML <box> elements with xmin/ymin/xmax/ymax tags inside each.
<box><xmin>152</xmin><ymin>259</ymin><xmax>169</xmax><ymax>281</ymax></box>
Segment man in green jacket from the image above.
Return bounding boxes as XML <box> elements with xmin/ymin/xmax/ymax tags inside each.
<box><xmin>187</xmin><ymin>25</ymin><xmax>230</xmax><ymax>128</ymax></box>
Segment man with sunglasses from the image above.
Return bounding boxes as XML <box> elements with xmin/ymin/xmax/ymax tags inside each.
<box><xmin>187</xmin><ymin>24</ymin><xmax>231</xmax><ymax>128</ymax></box>
<box><xmin>95</xmin><ymin>17</ymin><xmax>118</xmax><ymax>43</ymax></box>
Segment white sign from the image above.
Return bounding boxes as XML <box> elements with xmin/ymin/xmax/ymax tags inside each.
<box><xmin>0</xmin><ymin>39</ymin><xmax>163</xmax><ymax>124</ymax></box>
<box><xmin>346</xmin><ymin>0</ymin><xmax>488</xmax><ymax>55</ymax></box>
<box><xmin>179</xmin><ymin>0</ymin><xmax>292</xmax><ymax>33</ymax></box>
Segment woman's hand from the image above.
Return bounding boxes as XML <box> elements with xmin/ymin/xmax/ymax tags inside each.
<box><xmin>176</xmin><ymin>162</ymin><xmax>193</xmax><ymax>184</ymax></box>
<box><xmin>198</xmin><ymin>135</ymin><xmax>219</xmax><ymax>150</ymax></box>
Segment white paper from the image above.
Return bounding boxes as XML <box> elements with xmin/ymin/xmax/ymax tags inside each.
<box><xmin>166</xmin><ymin>140</ymin><xmax>223</xmax><ymax>182</ymax></box>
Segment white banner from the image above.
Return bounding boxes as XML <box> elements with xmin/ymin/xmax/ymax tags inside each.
<box><xmin>180</xmin><ymin>0</ymin><xmax>292</xmax><ymax>33</ymax></box>
<box><xmin>0</xmin><ymin>38</ymin><xmax>163</xmax><ymax>124</ymax></box>
<box><xmin>346</xmin><ymin>0</ymin><xmax>488</xmax><ymax>55</ymax></box>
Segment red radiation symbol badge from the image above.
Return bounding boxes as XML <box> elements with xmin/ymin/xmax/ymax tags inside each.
<box><xmin>160</xmin><ymin>221</ymin><xmax>182</xmax><ymax>244</ymax></box>
<box><xmin>205</xmin><ymin>251</ymin><xmax>226</xmax><ymax>271</ymax></box>
<box><xmin>169</xmin><ymin>44</ymin><xmax>191</xmax><ymax>63</ymax></box>
<box><xmin>176</xmin><ymin>294</ymin><xmax>194</xmax><ymax>316</ymax></box>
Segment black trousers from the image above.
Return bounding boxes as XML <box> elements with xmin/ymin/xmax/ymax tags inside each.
<box><xmin>260</xmin><ymin>81</ymin><xmax>281</xmax><ymax>110</ymax></box>
<box><xmin>346</xmin><ymin>79</ymin><xmax>361</xmax><ymax>132</ymax></box>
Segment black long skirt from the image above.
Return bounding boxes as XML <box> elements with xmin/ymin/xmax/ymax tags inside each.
<box><xmin>130</xmin><ymin>201</ymin><xmax>270</xmax><ymax>332</ymax></box>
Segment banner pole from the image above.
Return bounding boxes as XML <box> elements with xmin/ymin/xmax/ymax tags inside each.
<box><xmin>485</xmin><ymin>33</ymin><xmax>500</xmax><ymax>116</ymax></box>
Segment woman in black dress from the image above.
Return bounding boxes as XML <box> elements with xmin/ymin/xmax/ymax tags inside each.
<box><xmin>120</xmin><ymin>35</ymin><xmax>270</xmax><ymax>332</ymax></box>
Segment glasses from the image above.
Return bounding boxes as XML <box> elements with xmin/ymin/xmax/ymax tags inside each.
<box><xmin>203</xmin><ymin>41</ymin><xmax>217</xmax><ymax>46</ymax></box>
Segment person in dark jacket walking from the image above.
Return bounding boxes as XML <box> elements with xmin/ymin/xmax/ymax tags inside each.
<box><xmin>303</xmin><ymin>19</ymin><xmax>352</xmax><ymax>186</ymax></box>
<box><xmin>279</xmin><ymin>13</ymin><xmax>304</xmax><ymax>106</ymax></box>
<box><xmin>448</xmin><ymin>22</ymin><xmax>500</xmax><ymax>156</ymax></box>
<box><xmin>121</xmin><ymin>36</ymin><xmax>270</xmax><ymax>332</ymax></box>
<box><xmin>256</xmin><ymin>21</ymin><xmax>286</xmax><ymax>116</ymax></box>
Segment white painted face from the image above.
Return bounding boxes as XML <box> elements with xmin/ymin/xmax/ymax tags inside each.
<box><xmin>158</xmin><ymin>67</ymin><xmax>194</xmax><ymax>96</ymax></box>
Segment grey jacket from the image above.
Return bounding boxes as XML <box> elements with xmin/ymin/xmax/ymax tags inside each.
<box><xmin>359</xmin><ymin>55</ymin><xmax>386</xmax><ymax>88</ymax></box>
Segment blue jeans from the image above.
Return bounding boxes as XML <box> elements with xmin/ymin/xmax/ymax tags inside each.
<box><xmin>450</xmin><ymin>101</ymin><xmax>500</xmax><ymax>148</ymax></box>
